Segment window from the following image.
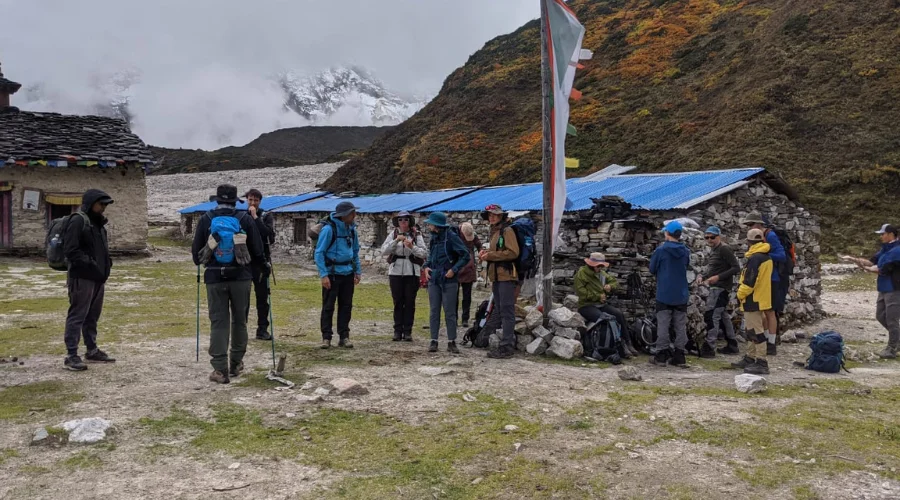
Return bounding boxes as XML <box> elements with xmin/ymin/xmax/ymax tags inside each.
<box><xmin>184</xmin><ymin>215</ymin><xmax>193</xmax><ymax>236</ymax></box>
<box><xmin>293</xmin><ymin>217</ymin><xmax>308</xmax><ymax>245</ymax></box>
<box><xmin>374</xmin><ymin>218</ymin><xmax>389</xmax><ymax>247</ymax></box>
<box><xmin>46</xmin><ymin>203</ymin><xmax>78</xmax><ymax>225</ymax></box>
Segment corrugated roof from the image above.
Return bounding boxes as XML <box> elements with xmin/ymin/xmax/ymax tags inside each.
<box><xmin>421</xmin><ymin>183</ymin><xmax>549</xmax><ymax>212</ymax></box>
<box><xmin>178</xmin><ymin>191</ymin><xmax>327</xmax><ymax>214</ymax></box>
<box><xmin>273</xmin><ymin>188</ymin><xmax>478</xmax><ymax>214</ymax></box>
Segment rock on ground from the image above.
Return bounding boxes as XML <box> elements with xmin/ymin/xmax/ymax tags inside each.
<box><xmin>296</xmin><ymin>394</ymin><xmax>324</xmax><ymax>403</ymax></box>
<box><xmin>563</xmin><ymin>294</ymin><xmax>579</xmax><ymax>310</ymax></box>
<box><xmin>526</xmin><ymin>337</ymin><xmax>549</xmax><ymax>356</ymax></box>
<box><xmin>31</xmin><ymin>428</ymin><xmax>50</xmax><ymax>445</ymax></box>
<box><xmin>735</xmin><ymin>374</ymin><xmax>767</xmax><ymax>394</ymax></box>
<box><xmin>532</xmin><ymin>325</ymin><xmax>553</xmax><ymax>339</ymax></box>
<box><xmin>489</xmin><ymin>333</ymin><xmax>501</xmax><ymax>351</ymax></box>
<box><xmin>516</xmin><ymin>334</ymin><xmax>535</xmax><ymax>352</ymax></box>
<box><xmin>328</xmin><ymin>378</ymin><xmax>369</xmax><ymax>396</ymax></box>
<box><xmin>781</xmin><ymin>330</ymin><xmax>799</xmax><ymax>343</ymax></box>
<box><xmin>525</xmin><ymin>309</ymin><xmax>543</xmax><ymax>331</ymax></box>
<box><xmin>548</xmin><ymin>337</ymin><xmax>583</xmax><ymax>360</ymax></box>
<box><xmin>62</xmin><ymin>418</ymin><xmax>112</xmax><ymax>444</ymax></box>
<box><xmin>548</xmin><ymin>307</ymin><xmax>586</xmax><ymax>329</ymax></box>
<box><xmin>618</xmin><ymin>366</ymin><xmax>643</xmax><ymax>381</ymax></box>
<box><xmin>418</xmin><ymin>366</ymin><xmax>454</xmax><ymax>377</ymax></box>
<box><xmin>554</xmin><ymin>327</ymin><xmax>581</xmax><ymax>341</ymax></box>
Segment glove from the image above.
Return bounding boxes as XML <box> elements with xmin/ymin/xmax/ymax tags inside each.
<box><xmin>233</xmin><ymin>232</ymin><xmax>251</xmax><ymax>266</ymax></box>
<box><xmin>198</xmin><ymin>234</ymin><xmax>219</xmax><ymax>265</ymax></box>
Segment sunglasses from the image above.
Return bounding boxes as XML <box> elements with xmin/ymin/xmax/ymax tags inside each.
<box><xmin>397</xmin><ymin>218</ymin><xmax>410</xmax><ymax>222</ymax></box>
<box><xmin>705</xmin><ymin>235</ymin><xmax>718</xmax><ymax>240</ymax></box>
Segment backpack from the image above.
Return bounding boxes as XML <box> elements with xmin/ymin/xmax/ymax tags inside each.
<box><xmin>207</xmin><ymin>210</ymin><xmax>245</xmax><ymax>265</ymax></box>
<box><xmin>462</xmin><ymin>298</ymin><xmax>492</xmax><ymax>348</ymax></box>
<box><xmin>771</xmin><ymin>228</ymin><xmax>797</xmax><ymax>276</ymax></box>
<box><xmin>311</xmin><ymin>218</ymin><xmax>358</xmax><ymax>270</ymax></box>
<box><xmin>497</xmin><ymin>218</ymin><xmax>538</xmax><ymax>279</ymax></box>
<box><xmin>805</xmin><ymin>331</ymin><xmax>848</xmax><ymax>373</ymax></box>
<box><xmin>46</xmin><ymin>212</ymin><xmax>89</xmax><ymax>271</ymax></box>
<box><xmin>582</xmin><ymin>312</ymin><xmax>622</xmax><ymax>363</ymax></box>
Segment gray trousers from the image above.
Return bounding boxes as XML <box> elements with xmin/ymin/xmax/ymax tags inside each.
<box><xmin>64</xmin><ymin>278</ymin><xmax>105</xmax><ymax>356</ymax></box>
<box><xmin>484</xmin><ymin>281</ymin><xmax>517</xmax><ymax>350</ymax></box>
<box><xmin>876</xmin><ymin>291</ymin><xmax>900</xmax><ymax>348</ymax></box>
<box><xmin>206</xmin><ymin>280</ymin><xmax>251</xmax><ymax>372</ymax></box>
<box><xmin>655</xmin><ymin>301</ymin><xmax>688</xmax><ymax>352</ymax></box>
<box><xmin>704</xmin><ymin>287</ymin><xmax>735</xmax><ymax>347</ymax></box>
<box><xmin>429</xmin><ymin>281</ymin><xmax>459</xmax><ymax>341</ymax></box>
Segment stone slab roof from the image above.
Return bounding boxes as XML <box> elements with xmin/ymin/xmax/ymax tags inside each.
<box><xmin>0</xmin><ymin>108</ymin><xmax>153</xmax><ymax>166</ymax></box>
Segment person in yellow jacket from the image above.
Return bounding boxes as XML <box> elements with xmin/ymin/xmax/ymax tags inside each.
<box><xmin>732</xmin><ymin>228</ymin><xmax>774</xmax><ymax>374</ymax></box>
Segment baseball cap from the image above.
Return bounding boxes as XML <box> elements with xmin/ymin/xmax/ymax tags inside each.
<box><xmin>705</xmin><ymin>226</ymin><xmax>721</xmax><ymax>236</ymax></box>
<box><xmin>875</xmin><ymin>224</ymin><xmax>897</xmax><ymax>235</ymax></box>
<box><xmin>664</xmin><ymin>221</ymin><xmax>683</xmax><ymax>235</ymax></box>
<box><xmin>747</xmin><ymin>228</ymin><xmax>765</xmax><ymax>242</ymax></box>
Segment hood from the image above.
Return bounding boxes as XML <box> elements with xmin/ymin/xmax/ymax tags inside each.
<box><xmin>882</xmin><ymin>240</ymin><xmax>900</xmax><ymax>253</ymax></box>
<box><xmin>661</xmin><ymin>241</ymin><xmax>690</xmax><ymax>258</ymax></box>
<box><xmin>81</xmin><ymin>189</ymin><xmax>112</xmax><ymax>211</ymax></box>
<box><xmin>329</xmin><ymin>212</ymin><xmax>353</xmax><ymax>230</ymax></box>
<box><xmin>746</xmin><ymin>242</ymin><xmax>771</xmax><ymax>257</ymax></box>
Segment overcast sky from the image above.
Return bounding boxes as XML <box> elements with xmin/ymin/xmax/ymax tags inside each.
<box><xmin>0</xmin><ymin>0</ymin><xmax>539</xmax><ymax>149</ymax></box>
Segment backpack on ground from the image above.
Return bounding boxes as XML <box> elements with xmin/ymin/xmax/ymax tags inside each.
<box><xmin>46</xmin><ymin>212</ymin><xmax>89</xmax><ymax>271</ymax></box>
<box><xmin>463</xmin><ymin>297</ymin><xmax>493</xmax><ymax>348</ymax></box>
<box><xmin>582</xmin><ymin>312</ymin><xmax>622</xmax><ymax>363</ymax></box>
<box><xmin>805</xmin><ymin>331</ymin><xmax>848</xmax><ymax>373</ymax></box>
<box><xmin>497</xmin><ymin>217</ymin><xmax>538</xmax><ymax>279</ymax></box>
<box><xmin>207</xmin><ymin>210</ymin><xmax>245</xmax><ymax>265</ymax></box>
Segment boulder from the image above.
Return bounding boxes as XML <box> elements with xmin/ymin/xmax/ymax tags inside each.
<box><xmin>735</xmin><ymin>374</ymin><xmax>767</xmax><ymax>394</ymax></box>
<box><xmin>489</xmin><ymin>333</ymin><xmax>501</xmax><ymax>351</ymax></box>
<box><xmin>563</xmin><ymin>294</ymin><xmax>579</xmax><ymax>310</ymax></box>
<box><xmin>548</xmin><ymin>337</ymin><xmax>583</xmax><ymax>360</ymax></box>
<box><xmin>532</xmin><ymin>325</ymin><xmax>553</xmax><ymax>339</ymax></box>
<box><xmin>514</xmin><ymin>321</ymin><xmax>529</xmax><ymax>335</ymax></box>
<box><xmin>516</xmin><ymin>334</ymin><xmax>535</xmax><ymax>352</ymax></box>
<box><xmin>554</xmin><ymin>327</ymin><xmax>581</xmax><ymax>341</ymax></box>
<box><xmin>618</xmin><ymin>366</ymin><xmax>643</xmax><ymax>381</ymax></box>
<box><xmin>62</xmin><ymin>418</ymin><xmax>112</xmax><ymax>444</ymax></box>
<box><xmin>328</xmin><ymin>378</ymin><xmax>369</xmax><ymax>396</ymax></box>
<box><xmin>525</xmin><ymin>309</ymin><xmax>544</xmax><ymax>332</ymax></box>
<box><xmin>548</xmin><ymin>308</ymin><xmax>586</xmax><ymax>329</ymax></box>
<box><xmin>526</xmin><ymin>337</ymin><xmax>549</xmax><ymax>356</ymax></box>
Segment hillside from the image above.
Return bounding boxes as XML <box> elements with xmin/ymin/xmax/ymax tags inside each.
<box><xmin>149</xmin><ymin>126</ymin><xmax>389</xmax><ymax>175</ymax></box>
<box><xmin>323</xmin><ymin>0</ymin><xmax>900</xmax><ymax>253</ymax></box>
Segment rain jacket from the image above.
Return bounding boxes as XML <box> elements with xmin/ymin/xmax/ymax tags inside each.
<box><xmin>64</xmin><ymin>189</ymin><xmax>113</xmax><ymax>283</ymax></box>
<box><xmin>649</xmin><ymin>240</ymin><xmax>691</xmax><ymax>306</ymax></box>
<box><xmin>764</xmin><ymin>229</ymin><xmax>786</xmax><ymax>282</ymax></box>
<box><xmin>483</xmin><ymin>224</ymin><xmax>519</xmax><ymax>282</ymax></box>
<box><xmin>380</xmin><ymin>227</ymin><xmax>427</xmax><ymax>277</ymax></box>
<box><xmin>574</xmin><ymin>265</ymin><xmax>618</xmax><ymax>309</ymax></box>
<box><xmin>314</xmin><ymin>213</ymin><xmax>361</xmax><ymax>278</ymax></box>
<box><xmin>872</xmin><ymin>240</ymin><xmax>900</xmax><ymax>293</ymax></box>
<box><xmin>423</xmin><ymin>227</ymin><xmax>470</xmax><ymax>285</ymax></box>
<box><xmin>737</xmin><ymin>242</ymin><xmax>773</xmax><ymax>311</ymax></box>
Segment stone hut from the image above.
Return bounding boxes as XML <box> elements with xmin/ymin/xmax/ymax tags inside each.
<box><xmin>0</xmin><ymin>63</ymin><xmax>153</xmax><ymax>253</ymax></box>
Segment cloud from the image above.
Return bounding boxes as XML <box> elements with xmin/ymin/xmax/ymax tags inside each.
<box><xmin>0</xmin><ymin>0</ymin><xmax>538</xmax><ymax>149</ymax></box>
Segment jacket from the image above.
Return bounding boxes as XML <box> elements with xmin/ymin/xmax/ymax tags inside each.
<box><xmin>423</xmin><ymin>227</ymin><xmax>470</xmax><ymax>285</ymax></box>
<box><xmin>253</xmin><ymin>209</ymin><xmax>275</xmax><ymax>261</ymax></box>
<box><xmin>574</xmin><ymin>265</ymin><xmax>618</xmax><ymax>309</ymax></box>
<box><xmin>314</xmin><ymin>213</ymin><xmax>361</xmax><ymax>278</ymax></box>
<box><xmin>764</xmin><ymin>229</ymin><xmax>786</xmax><ymax>282</ymax></box>
<box><xmin>380</xmin><ymin>227</ymin><xmax>427</xmax><ymax>277</ymax></box>
<box><xmin>457</xmin><ymin>234</ymin><xmax>483</xmax><ymax>283</ymax></box>
<box><xmin>64</xmin><ymin>189</ymin><xmax>112</xmax><ymax>283</ymax></box>
<box><xmin>649</xmin><ymin>240</ymin><xmax>690</xmax><ymax>306</ymax></box>
<box><xmin>872</xmin><ymin>240</ymin><xmax>900</xmax><ymax>293</ymax></box>
<box><xmin>737</xmin><ymin>242</ymin><xmax>773</xmax><ymax>312</ymax></box>
<box><xmin>705</xmin><ymin>242</ymin><xmax>741</xmax><ymax>289</ymax></box>
<box><xmin>191</xmin><ymin>205</ymin><xmax>265</xmax><ymax>283</ymax></box>
<box><xmin>483</xmin><ymin>224</ymin><xmax>520</xmax><ymax>283</ymax></box>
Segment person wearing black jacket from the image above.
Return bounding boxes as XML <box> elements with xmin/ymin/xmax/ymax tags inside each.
<box><xmin>192</xmin><ymin>184</ymin><xmax>265</xmax><ymax>384</ymax></box>
<box><xmin>245</xmin><ymin>189</ymin><xmax>275</xmax><ymax>340</ymax></box>
<box><xmin>62</xmin><ymin>189</ymin><xmax>116</xmax><ymax>371</ymax></box>
<box><xmin>696</xmin><ymin>226</ymin><xmax>742</xmax><ymax>357</ymax></box>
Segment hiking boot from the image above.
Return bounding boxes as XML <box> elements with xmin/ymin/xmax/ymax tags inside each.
<box><xmin>731</xmin><ymin>355</ymin><xmax>754</xmax><ymax>369</ymax></box>
<box><xmin>338</xmin><ymin>338</ymin><xmax>354</xmax><ymax>349</ymax></box>
<box><xmin>879</xmin><ymin>346</ymin><xmax>898</xmax><ymax>359</ymax></box>
<box><xmin>670</xmin><ymin>349</ymin><xmax>688</xmax><ymax>368</ymax></box>
<box><xmin>320</xmin><ymin>339</ymin><xmax>332</xmax><ymax>350</ymax></box>
<box><xmin>428</xmin><ymin>340</ymin><xmax>439</xmax><ymax>353</ymax></box>
<box><xmin>86</xmin><ymin>348</ymin><xmax>115</xmax><ymax>363</ymax></box>
<box><xmin>487</xmin><ymin>348</ymin><xmax>515</xmax><ymax>359</ymax></box>
<box><xmin>461</xmin><ymin>321</ymin><xmax>470</xmax><ymax>328</ymax></box>
<box><xmin>229</xmin><ymin>362</ymin><xmax>244</xmax><ymax>378</ymax></box>
<box><xmin>448</xmin><ymin>341</ymin><xmax>460</xmax><ymax>354</ymax></box>
<box><xmin>624</xmin><ymin>340</ymin><xmax>640</xmax><ymax>357</ymax></box>
<box><xmin>699</xmin><ymin>343</ymin><xmax>717</xmax><ymax>359</ymax></box>
<box><xmin>392</xmin><ymin>332</ymin><xmax>402</xmax><ymax>342</ymax></box>
<box><xmin>402</xmin><ymin>332</ymin><xmax>413</xmax><ymax>342</ymax></box>
<box><xmin>256</xmin><ymin>330</ymin><xmax>272</xmax><ymax>341</ymax></box>
<box><xmin>617</xmin><ymin>344</ymin><xmax>632</xmax><ymax>360</ymax></box>
<box><xmin>649</xmin><ymin>350</ymin><xmax>670</xmax><ymax>366</ymax></box>
<box><xmin>64</xmin><ymin>355</ymin><xmax>87</xmax><ymax>371</ymax></box>
<box><xmin>718</xmin><ymin>339</ymin><xmax>740</xmax><ymax>355</ymax></box>
<box><xmin>744</xmin><ymin>359</ymin><xmax>770</xmax><ymax>375</ymax></box>
<box><xmin>767</xmin><ymin>343</ymin><xmax>777</xmax><ymax>356</ymax></box>
<box><xmin>209</xmin><ymin>370</ymin><xmax>230</xmax><ymax>384</ymax></box>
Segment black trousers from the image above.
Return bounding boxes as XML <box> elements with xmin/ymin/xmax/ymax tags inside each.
<box><xmin>64</xmin><ymin>278</ymin><xmax>105</xmax><ymax>356</ymax></box>
<box><xmin>321</xmin><ymin>274</ymin><xmax>355</xmax><ymax>340</ymax></box>
<box><xmin>458</xmin><ymin>282</ymin><xmax>474</xmax><ymax>323</ymax></box>
<box><xmin>251</xmin><ymin>264</ymin><xmax>270</xmax><ymax>334</ymax></box>
<box><xmin>389</xmin><ymin>275</ymin><xmax>420</xmax><ymax>335</ymax></box>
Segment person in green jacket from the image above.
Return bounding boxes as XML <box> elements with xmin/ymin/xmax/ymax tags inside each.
<box><xmin>574</xmin><ymin>253</ymin><xmax>638</xmax><ymax>356</ymax></box>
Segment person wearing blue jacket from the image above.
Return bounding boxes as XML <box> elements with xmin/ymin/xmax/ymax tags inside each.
<box><xmin>649</xmin><ymin>221</ymin><xmax>692</xmax><ymax>367</ymax></box>
<box><xmin>314</xmin><ymin>201</ymin><xmax>362</xmax><ymax>349</ymax></box>
<box><xmin>744</xmin><ymin>212</ymin><xmax>786</xmax><ymax>355</ymax></box>
<box><xmin>422</xmin><ymin>212</ymin><xmax>470</xmax><ymax>354</ymax></box>
<box><xmin>850</xmin><ymin>224</ymin><xmax>900</xmax><ymax>358</ymax></box>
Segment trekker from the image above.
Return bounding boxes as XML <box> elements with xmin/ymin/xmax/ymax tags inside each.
<box><xmin>457</xmin><ymin>222</ymin><xmax>482</xmax><ymax>328</ymax></box>
<box><xmin>478</xmin><ymin>204</ymin><xmax>520</xmax><ymax>359</ymax></box>
<box><xmin>849</xmin><ymin>224</ymin><xmax>900</xmax><ymax>358</ymax></box>
<box><xmin>696</xmin><ymin>226</ymin><xmax>741</xmax><ymax>357</ymax></box>
<box><xmin>732</xmin><ymin>229</ymin><xmax>774</xmax><ymax>374</ymax></box>
<box><xmin>62</xmin><ymin>189</ymin><xmax>116</xmax><ymax>371</ymax></box>
<box><xmin>192</xmin><ymin>184</ymin><xmax>265</xmax><ymax>384</ymax></box>
<box><xmin>315</xmin><ymin>201</ymin><xmax>362</xmax><ymax>350</ymax></box>
<box><xmin>380</xmin><ymin>210</ymin><xmax>427</xmax><ymax>342</ymax></box>
<box><xmin>422</xmin><ymin>212</ymin><xmax>470</xmax><ymax>353</ymax></box>
<box><xmin>245</xmin><ymin>189</ymin><xmax>275</xmax><ymax>341</ymax></box>
<box><xmin>743</xmin><ymin>212</ymin><xmax>786</xmax><ymax>355</ymax></box>
<box><xmin>649</xmin><ymin>221</ymin><xmax>691</xmax><ymax>367</ymax></box>
<box><xmin>574</xmin><ymin>253</ymin><xmax>638</xmax><ymax>357</ymax></box>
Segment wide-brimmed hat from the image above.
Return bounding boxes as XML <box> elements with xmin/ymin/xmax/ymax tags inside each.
<box><xmin>423</xmin><ymin>212</ymin><xmax>449</xmax><ymax>227</ymax></box>
<box><xmin>334</xmin><ymin>201</ymin><xmax>359</xmax><ymax>217</ymax></box>
<box><xmin>875</xmin><ymin>223</ymin><xmax>897</xmax><ymax>236</ymax></box>
<box><xmin>211</xmin><ymin>184</ymin><xmax>242</xmax><ymax>204</ymax></box>
<box><xmin>392</xmin><ymin>210</ymin><xmax>415</xmax><ymax>227</ymax></box>
<box><xmin>746</xmin><ymin>228</ymin><xmax>765</xmax><ymax>242</ymax></box>
<box><xmin>584</xmin><ymin>252</ymin><xmax>609</xmax><ymax>267</ymax></box>
<box><xmin>480</xmin><ymin>204</ymin><xmax>508</xmax><ymax>220</ymax></box>
<box><xmin>743</xmin><ymin>212</ymin><xmax>765</xmax><ymax>226</ymax></box>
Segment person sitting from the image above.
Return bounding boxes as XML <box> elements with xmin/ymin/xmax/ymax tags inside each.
<box><xmin>574</xmin><ymin>252</ymin><xmax>637</xmax><ymax>357</ymax></box>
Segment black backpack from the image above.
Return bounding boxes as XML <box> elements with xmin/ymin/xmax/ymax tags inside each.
<box><xmin>463</xmin><ymin>299</ymin><xmax>493</xmax><ymax>348</ymax></box>
<box><xmin>805</xmin><ymin>331</ymin><xmax>848</xmax><ymax>373</ymax></box>
<box><xmin>771</xmin><ymin>228</ymin><xmax>797</xmax><ymax>277</ymax></box>
<box><xmin>582</xmin><ymin>312</ymin><xmax>622</xmax><ymax>363</ymax></box>
<box><xmin>46</xmin><ymin>212</ymin><xmax>89</xmax><ymax>271</ymax></box>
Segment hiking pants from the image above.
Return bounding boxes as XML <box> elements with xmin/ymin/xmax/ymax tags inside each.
<box><xmin>483</xmin><ymin>281</ymin><xmax>517</xmax><ymax>350</ymax></box>
<box><xmin>655</xmin><ymin>302</ymin><xmax>688</xmax><ymax>352</ymax></box>
<box><xmin>321</xmin><ymin>274</ymin><xmax>355</xmax><ymax>341</ymax></box>
<box><xmin>428</xmin><ymin>280</ymin><xmax>459</xmax><ymax>342</ymax></box>
<box><xmin>772</xmin><ymin>279</ymin><xmax>788</xmax><ymax>314</ymax></box>
<box><xmin>876</xmin><ymin>291</ymin><xmax>900</xmax><ymax>349</ymax></box>
<box><xmin>458</xmin><ymin>282</ymin><xmax>474</xmax><ymax>324</ymax></box>
<box><xmin>704</xmin><ymin>287</ymin><xmax>735</xmax><ymax>347</ymax></box>
<box><xmin>744</xmin><ymin>310</ymin><xmax>767</xmax><ymax>361</ymax></box>
<box><xmin>251</xmin><ymin>263</ymin><xmax>270</xmax><ymax>335</ymax></box>
<box><xmin>390</xmin><ymin>275</ymin><xmax>419</xmax><ymax>336</ymax></box>
<box><xmin>206</xmin><ymin>280</ymin><xmax>251</xmax><ymax>372</ymax></box>
<box><xmin>578</xmin><ymin>304</ymin><xmax>626</xmax><ymax>341</ymax></box>
<box><xmin>64</xmin><ymin>278</ymin><xmax>105</xmax><ymax>356</ymax></box>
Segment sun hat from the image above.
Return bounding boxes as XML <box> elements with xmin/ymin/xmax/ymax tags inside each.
<box><xmin>211</xmin><ymin>184</ymin><xmax>241</xmax><ymax>204</ymax></box>
<box><xmin>334</xmin><ymin>201</ymin><xmax>359</xmax><ymax>217</ymax></box>
<box><xmin>392</xmin><ymin>210</ymin><xmax>415</xmax><ymax>227</ymax></box>
<box><xmin>584</xmin><ymin>252</ymin><xmax>609</xmax><ymax>267</ymax></box>
<box><xmin>480</xmin><ymin>204</ymin><xmax>508</xmax><ymax>220</ymax></box>
<box><xmin>743</xmin><ymin>212</ymin><xmax>765</xmax><ymax>226</ymax></box>
<box><xmin>423</xmin><ymin>212</ymin><xmax>449</xmax><ymax>227</ymax></box>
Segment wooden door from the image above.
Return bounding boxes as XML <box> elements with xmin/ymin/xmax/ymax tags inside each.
<box><xmin>0</xmin><ymin>191</ymin><xmax>11</xmax><ymax>248</ymax></box>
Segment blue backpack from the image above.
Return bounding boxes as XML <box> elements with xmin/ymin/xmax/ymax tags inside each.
<box><xmin>206</xmin><ymin>211</ymin><xmax>244</xmax><ymax>265</ymax></box>
<box><xmin>805</xmin><ymin>331</ymin><xmax>848</xmax><ymax>373</ymax></box>
<box><xmin>509</xmin><ymin>218</ymin><xmax>538</xmax><ymax>279</ymax></box>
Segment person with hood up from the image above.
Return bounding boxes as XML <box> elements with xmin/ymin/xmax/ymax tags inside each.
<box><xmin>457</xmin><ymin>222</ymin><xmax>482</xmax><ymax>328</ymax></box>
<box><xmin>62</xmin><ymin>189</ymin><xmax>116</xmax><ymax>371</ymax></box>
<box><xmin>192</xmin><ymin>184</ymin><xmax>265</xmax><ymax>384</ymax></box>
<box><xmin>315</xmin><ymin>201</ymin><xmax>362</xmax><ymax>350</ymax></box>
<box><xmin>574</xmin><ymin>252</ymin><xmax>638</xmax><ymax>358</ymax></box>
<box><xmin>731</xmin><ymin>229</ymin><xmax>773</xmax><ymax>375</ymax></box>
<box><xmin>380</xmin><ymin>210</ymin><xmax>427</xmax><ymax>342</ymax></box>
<box><xmin>847</xmin><ymin>224</ymin><xmax>900</xmax><ymax>358</ymax></box>
<box><xmin>478</xmin><ymin>204</ymin><xmax>520</xmax><ymax>359</ymax></box>
<box><xmin>244</xmin><ymin>189</ymin><xmax>276</xmax><ymax>341</ymax></box>
<box><xmin>696</xmin><ymin>226</ymin><xmax>742</xmax><ymax>358</ymax></box>
<box><xmin>422</xmin><ymin>212</ymin><xmax>470</xmax><ymax>354</ymax></box>
<box><xmin>649</xmin><ymin>220</ymin><xmax>691</xmax><ymax>367</ymax></box>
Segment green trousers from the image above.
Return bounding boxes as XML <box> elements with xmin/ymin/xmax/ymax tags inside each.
<box><xmin>206</xmin><ymin>280</ymin><xmax>252</xmax><ymax>372</ymax></box>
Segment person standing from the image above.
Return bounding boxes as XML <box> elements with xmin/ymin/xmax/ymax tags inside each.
<box><xmin>574</xmin><ymin>252</ymin><xmax>637</xmax><ymax>358</ymax></box>
<box><xmin>457</xmin><ymin>222</ymin><xmax>482</xmax><ymax>328</ymax></box>
<box><xmin>315</xmin><ymin>201</ymin><xmax>362</xmax><ymax>349</ymax></box>
<box><xmin>62</xmin><ymin>189</ymin><xmax>116</xmax><ymax>371</ymax></box>
<box><xmin>696</xmin><ymin>226</ymin><xmax>741</xmax><ymax>357</ymax></box>
<box><xmin>192</xmin><ymin>184</ymin><xmax>265</xmax><ymax>384</ymax></box>
<box><xmin>743</xmin><ymin>213</ymin><xmax>786</xmax><ymax>355</ymax></box>
<box><xmin>381</xmin><ymin>210</ymin><xmax>427</xmax><ymax>342</ymax></box>
<box><xmin>649</xmin><ymin>221</ymin><xmax>691</xmax><ymax>367</ymax></box>
<box><xmin>422</xmin><ymin>212</ymin><xmax>470</xmax><ymax>354</ymax></box>
<box><xmin>244</xmin><ymin>189</ymin><xmax>275</xmax><ymax>341</ymax></box>
<box><xmin>849</xmin><ymin>224</ymin><xmax>900</xmax><ymax>358</ymax></box>
<box><xmin>732</xmin><ymin>229</ymin><xmax>774</xmax><ymax>374</ymax></box>
<box><xmin>479</xmin><ymin>205</ymin><xmax>520</xmax><ymax>359</ymax></box>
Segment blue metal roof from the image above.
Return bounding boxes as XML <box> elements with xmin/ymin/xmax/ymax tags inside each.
<box><xmin>179</xmin><ymin>191</ymin><xmax>327</xmax><ymax>214</ymax></box>
<box><xmin>421</xmin><ymin>183</ymin><xmax>549</xmax><ymax>212</ymax></box>
<box><xmin>273</xmin><ymin>188</ymin><xmax>478</xmax><ymax>214</ymax></box>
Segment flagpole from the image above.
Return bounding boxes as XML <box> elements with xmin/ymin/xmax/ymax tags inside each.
<box><xmin>540</xmin><ymin>0</ymin><xmax>554</xmax><ymax>319</ymax></box>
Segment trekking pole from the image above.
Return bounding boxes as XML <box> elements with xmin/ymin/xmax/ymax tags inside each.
<box><xmin>267</xmin><ymin>275</ymin><xmax>276</xmax><ymax>370</ymax></box>
<box><xmin>195</xmin><ymin>265</ymin><xmax>200</xmax><ymax>362</ymax></box>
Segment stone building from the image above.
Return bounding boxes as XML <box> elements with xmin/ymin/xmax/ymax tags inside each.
<box><xmin>0</xmin><ymin>64</ymin><xmax>153</xmax><ymax>253</ymax></box>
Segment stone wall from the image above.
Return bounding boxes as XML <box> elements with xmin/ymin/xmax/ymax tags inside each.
<box><xmin>0</xmin><ymin>165</ymin><xmax>148</xmax><ymax>252</ymax></box>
